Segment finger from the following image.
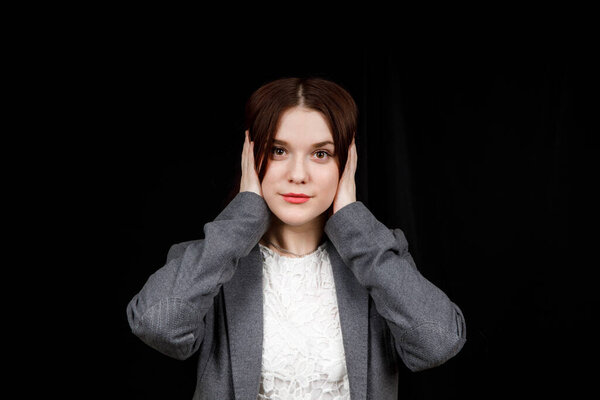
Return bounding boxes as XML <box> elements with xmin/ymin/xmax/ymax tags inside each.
<box><xmin>256</xmin><ymin>149</ymin><xmax>262</xmax><ymax>171</ymax></box>
<box><xmin>241</xmin><ymin>133</ymin><xmax>246</xmax><ymax>167</ymax></box>
<box><xmin>348</xmin><ymin>144</ymin><xmax>356</xmax><ymax>176</ymax></box>
<box><xmin>250</xmin><ymin>142</ymin><xmax>256</xmax><ymax>172</ymax></box>
<box><xmin>352</xmin><ymin>139</ymin><xmax>358</xmax><ymax>174</ymax></box>
<box><xmin>255</xmin><ymin>143</ymin><xmax>264</xmax><ymax>171</ymax></box>
<box><xmin>248</xmin><ymin>143</ymin><xmax>253</xmax><ymax>172</ymax></box>
<box><xmin>341</xmin><ymin>152</ymin><xmax>350</xmax><ymax>180</ymax></box>
<box><xmin>242</xmin><ymin>131</ymin><xmax>250</xmax><ymax>171</ymax></box>
<box><xmin>348</xmin><ymin>151</ymin><xmax>354</xmax><ymax>177</ymax></box>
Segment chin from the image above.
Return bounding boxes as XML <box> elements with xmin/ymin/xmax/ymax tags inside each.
<box><xmin>272</xmin><ymin>209</ymin><xmax>321</xmax><ymax>227</ymax></box>
<box><xmin>270</xmin><ymin>203</ymin><xmax>331</xmax><ymax>227</ymax></box>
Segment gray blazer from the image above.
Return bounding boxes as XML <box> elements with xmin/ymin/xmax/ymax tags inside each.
<box><xmin>127</xmin><ymin>191</ymin><xmax>466</xmax><ymax>399</ymax></box>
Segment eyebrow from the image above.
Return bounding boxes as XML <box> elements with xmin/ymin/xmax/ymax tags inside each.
<box><xmin>273</xmin><ymin>139</ymin><xmax>335</xmax><ymax>148</ymax></box>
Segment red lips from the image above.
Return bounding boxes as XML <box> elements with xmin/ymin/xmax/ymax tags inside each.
<box><xmin>281</xmin><ymin>193</ymin><xmax>310</xmax><ymax>198</ymax></box>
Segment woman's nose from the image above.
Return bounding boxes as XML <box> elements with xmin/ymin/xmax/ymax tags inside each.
<box><xmin>288</xmin><ymin>157</ymin><xmax>307</xmax><ymax>183</ymax></box>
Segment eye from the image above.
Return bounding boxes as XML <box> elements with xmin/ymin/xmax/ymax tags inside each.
<box><xmin>314</xmin><ymin>150</ymin><xmax>331</xmax><ymax>160</ymax></box>
<box><xmin>271</xmin><ymin>147</ymin><xmax>286</xmax><ymax>157</ymax></box>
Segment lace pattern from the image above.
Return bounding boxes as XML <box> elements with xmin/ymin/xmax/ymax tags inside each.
<box><xmin>258</xmin><ymin>243</ymin><xmax>350</xmax><ymax>400</ymax></box>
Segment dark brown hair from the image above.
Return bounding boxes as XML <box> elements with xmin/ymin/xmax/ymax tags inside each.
<box><xmin>223</xmin><ymin>77</ymin><xmax>358</xmax><ymax>207</ymax></box>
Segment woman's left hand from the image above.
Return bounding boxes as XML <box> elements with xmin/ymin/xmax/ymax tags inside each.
<box><xmin>332</xmin><ymin>137</ymin><xmax>357</xmax><ymax>214</ymax></box>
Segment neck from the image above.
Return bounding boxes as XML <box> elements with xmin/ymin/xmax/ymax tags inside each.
<box><xmin>260</xmin><ymin>214</ymin><xmax>326</xmax><ymax>257</ymax></box>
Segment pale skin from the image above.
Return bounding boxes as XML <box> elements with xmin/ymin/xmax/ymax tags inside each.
<box><xmin>240</xmin><ymin>107</ymin><xmax>358</xmax><ymax>257</ymax></box>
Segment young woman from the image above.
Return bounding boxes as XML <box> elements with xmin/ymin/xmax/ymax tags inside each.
<box><xmin>127</xmin><ymin>77</ymin><xmax>466</xmax><ymax>399</ymax></box>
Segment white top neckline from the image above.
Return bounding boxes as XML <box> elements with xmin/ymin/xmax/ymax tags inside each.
<box><xmin>258</xmin><ymin>241</ymin><xmax>328</xmax><ymax>260</ymax></box>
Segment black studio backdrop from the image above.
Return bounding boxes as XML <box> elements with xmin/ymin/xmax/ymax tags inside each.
<box><xmin>97</xmin><ymin>39</ymin><xmax>585</xmax><ymax>399</ymax></box>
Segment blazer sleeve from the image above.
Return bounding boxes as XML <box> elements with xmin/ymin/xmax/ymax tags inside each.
<box><xmin>324</xmin><ymin>201</ymin><xmax>466</xmax><ymax>372</ymax></box>
<box><xmin>126</xmin><ymin>191</ymin><xmax>271</xmax><ymax>360</ymax></box>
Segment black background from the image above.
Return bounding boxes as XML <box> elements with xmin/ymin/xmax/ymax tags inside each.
<box><xmin>66</xmin><ymin>21</ymin><xmax>595</xmax><ymax>399</ymax></box>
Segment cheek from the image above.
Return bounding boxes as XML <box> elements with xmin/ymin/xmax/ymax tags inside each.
<box><xmin>260</xmin><ymin>166</ymin><xmax>279</xmax><ymax>193</ymax></box>
<box><xmin>321</xmin><ymin>167</ymin><xmax>340</xmax><ymax>196</ymax></box>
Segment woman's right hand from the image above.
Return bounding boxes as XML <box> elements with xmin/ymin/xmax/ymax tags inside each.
<box><xmin>239</xmin><ymin>130</ymin><xmax>263</xmax><ymax>197</ymax></box>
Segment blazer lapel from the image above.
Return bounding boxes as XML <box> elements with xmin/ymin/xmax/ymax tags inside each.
<box><xmin>326</xmin><ymin>241</ymin><xmax>369</xmax><ymax>400</ymax></box>
<box><xmin>222</xmin><ymin>242</ymin><xmax>369</xmax><ymax>400</ymax></box>
<box><xmin>223</xmin><ymin>244</ymin><xmax>264</xmax><ymax>400</ymax></box>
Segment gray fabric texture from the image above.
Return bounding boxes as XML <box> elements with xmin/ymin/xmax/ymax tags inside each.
<box><xmin>127</xmin><ymin>191</ymin><xmax>466</xmax><ymax>399</ymax></box>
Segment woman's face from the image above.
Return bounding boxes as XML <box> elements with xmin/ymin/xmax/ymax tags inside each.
<box><xmin>261</xmin><ymin>106</ymin><xmax>340</xmax><ymax>227</ymax></box>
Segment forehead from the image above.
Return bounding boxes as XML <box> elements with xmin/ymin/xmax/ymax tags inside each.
<box><xmin>275</xmin><ymin>107</ymin><xmax>333</xmax><ymax>144</ymax></box>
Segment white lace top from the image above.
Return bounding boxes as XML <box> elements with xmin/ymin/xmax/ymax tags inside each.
<box><xmin>257</xmin><ymin>242</ymin><xmax>351</xmax><ymax>400</ymax></box>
